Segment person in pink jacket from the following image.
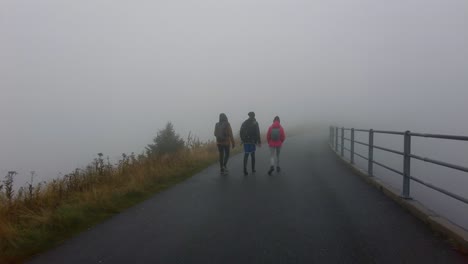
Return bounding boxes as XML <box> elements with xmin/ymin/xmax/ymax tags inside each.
<box><xmin>266</xmin><ymin>116</ymin><xmax>286</xmax><ymax>175</ymax></box>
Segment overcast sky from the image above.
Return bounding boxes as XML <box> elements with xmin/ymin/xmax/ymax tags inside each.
<box><xmin>1</xmin><ymin>0</ymin><xmax>468</xmax><ymax>182</ymax></box>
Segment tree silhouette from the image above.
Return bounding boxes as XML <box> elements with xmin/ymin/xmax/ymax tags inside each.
<box><xmin>146</xmin><ymin>122</ymin><xmax>185</xmax><ymax>156</ymax></box>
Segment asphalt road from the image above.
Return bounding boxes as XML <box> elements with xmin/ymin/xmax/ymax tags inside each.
<box><xmin>29</xmin><ymin>135</ymin><xmax>467</xmax><ymax>263</ymax></box>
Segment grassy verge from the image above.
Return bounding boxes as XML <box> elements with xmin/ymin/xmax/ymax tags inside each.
<box><xmin>0</xmin><ymin>145</ymin><xmax>219</xmax><ymax>264</ymax></box>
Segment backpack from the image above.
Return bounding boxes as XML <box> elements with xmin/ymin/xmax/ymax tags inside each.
<box><xmin>240</xmin><ymin>119</ymin><xmax>257</xmax><ymax>142</ymax></box>
<box><xmin>270</xmin><ymin>128</ymin><xmax>281</xmax><ymax>141</ymax></box>
<box><xmin>215</xmin><ymin>122</ymin><xmax>228</xmax><ymax>142</ymax></box>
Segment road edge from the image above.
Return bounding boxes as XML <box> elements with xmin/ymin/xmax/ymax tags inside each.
<box><xmin>329</xmin><ymin>143</ymin><xmax>468</xmax><ymax>254</ymax></box>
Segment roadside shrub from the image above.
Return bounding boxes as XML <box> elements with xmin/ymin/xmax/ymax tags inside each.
<box><xmin>146</xmin><ymin>122</ymin><xmax>185</xmax><ymax>156</ymax></box>
<box><xmin>0</xmin><ymin>122</ymin><xmax>219</xmax><ymax>263</ymax></box>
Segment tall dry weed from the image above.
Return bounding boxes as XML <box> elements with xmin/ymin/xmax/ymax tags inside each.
<box><xmin>0</xmin><ymin>128</ymin><xmax>221</xmax><ymax>262</ymax></box>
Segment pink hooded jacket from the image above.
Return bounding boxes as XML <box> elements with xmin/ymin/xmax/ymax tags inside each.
<box><xmin>267</xmin><ymin>121</ymin><xmax>286</xmax><ymax>147</ymax></box>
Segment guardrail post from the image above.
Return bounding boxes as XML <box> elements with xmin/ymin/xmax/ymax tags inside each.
<box><xmin>350</xmin><ymin>128</ymin><xmax>355</xmax><ymax>164</ymax></box>
<box><xmin>368</xmin><ymin>129</ymin><xmax>374</xmax><ymax>177</ymax></box>
<box><xmin>402</xmin><ymin>130</ymin><xmax>412</xmax><ymax>199</ymax></box>
<box><xmin>341</xmin><ymin>127</ymin><xmax>344</xmax><ymax>157</ymax></box>
<box><xmin>335</xmin><ymin>127</ymin><xmax>338</xmax><ymax>152</ymax></box>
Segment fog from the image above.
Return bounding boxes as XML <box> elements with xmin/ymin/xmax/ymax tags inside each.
<box><xmin>1</xmin><ymin>1</ymin><xmax>468</xmax><ymax>226</ymax></box>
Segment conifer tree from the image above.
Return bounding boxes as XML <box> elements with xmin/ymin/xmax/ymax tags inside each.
<box><xmin>146</xmin><ymin>122</ymin><xmax>185</xmax><ymax>155</ymax></box>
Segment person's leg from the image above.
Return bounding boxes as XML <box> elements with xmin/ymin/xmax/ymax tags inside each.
<box><xmin>268</xmin><ymin>147</ymin><xmax>275</xmax><ymax>175</ymax></box>
<box><xmin>270</xmin><ymin>147</ymin><xmax>276</xmax><ymax>166</ymax></box>
<box><xmin>251</xmin><ymin>151</ymin><xmax>256</xmax><ymax>172</ymax></box>
<box><xmin>276</xmin><ymin>146</ymin><xmax>281</xmax><ymax>172</ymax></box>
<box><xmin>243</xmin><ymin>144</ymin><xmax>250</xmax><ymax>175</ymax></box>
<box><xmin>243</xmin><ymin>152</ymin><xmax>249</xmax><ymax>175</ymax></box>
<box><xmin>223</xmin><ymin>145</ymin><xmax>230</xmax><ymax>168</ymax></box>
<box><xmin>217</xmin><ymin>145</ymin><xmax>224</xmax><ymax>173</ymax></box>
<box><xmin>276</xmin><ymin>147</ymin><xmax>281</xmax><ymax>166</ymax></box>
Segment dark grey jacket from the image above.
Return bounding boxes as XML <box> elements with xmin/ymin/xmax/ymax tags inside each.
<box><xmin>240</xmin><ymin>117</ymin><xmax>261</xmax><ymax>144</ymax></box>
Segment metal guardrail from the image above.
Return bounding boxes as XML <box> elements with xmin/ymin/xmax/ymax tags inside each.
<box><xmin>329</xmin><ymin>126</ymin><xmax>468</xmax><ymax>205</ymax></box>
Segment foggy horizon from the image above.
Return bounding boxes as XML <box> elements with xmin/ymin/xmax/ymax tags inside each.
<box><xmin>2</xmin><ymin>0</ymin><xmax>468</xmax><ymax>209</ymax></box>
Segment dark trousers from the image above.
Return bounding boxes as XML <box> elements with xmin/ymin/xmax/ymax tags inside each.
<box><xmin>243</xmin><ymin>152</ymin><xmax>256</xmax><ymax>171</ymax></box>
<box><xmin>217</xmin><ymin>145</ymin><xmax>230</xmax><ymax>169</ymax></box>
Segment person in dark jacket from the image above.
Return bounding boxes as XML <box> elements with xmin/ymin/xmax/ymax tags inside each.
<box><xmin>214</xmin><ymin>113</ymin><xmax>235</xmax><ymax>174</ymax></box>
<box><xmin>240</xmin><ymin>111</ymin><xmax>261</xmax><ymax>175</ymax></box>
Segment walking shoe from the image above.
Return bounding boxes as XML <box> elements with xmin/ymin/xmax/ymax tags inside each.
<box><xmin>276</xmin><ymin>166</ymin><xmax>281</xmax><ymax>173</ymax></box>
<box><xmin>268</xmin><ymin>166</ymin><xmax>274</xmax><ymax>175</ymax></box>
<box><xmin>223</xmin><ymin>167</ymin><xmax>229</xmax><ymax>173</ymax></box>
<box><xmin>243</xmin><ymin>168</ymin><xmax>248</xmax><ymax>176</ymax></box>
<box><xmin>220</xmin><ymin>168</ymin><xmax>225</xmax><ymax>174</ymax></box>
<box><xmin>252</xmin><ymin>169</ymin><xmax>256</xmax><ymax>174</ymax></box>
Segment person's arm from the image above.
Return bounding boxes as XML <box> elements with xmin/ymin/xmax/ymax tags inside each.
<box><xmin>239</xmin><ymin>122</ymin><xmax>245</xmax><ymax>144</ymax></box>
<box><xmin>266</xmin><ymin>127</ymin><xmax>271</xmax><ymax>143</ymax></box>
<box><xmin>256</xmin><ymin>123</ymin><xmax>261</xmax><ymax>145</ymax></box>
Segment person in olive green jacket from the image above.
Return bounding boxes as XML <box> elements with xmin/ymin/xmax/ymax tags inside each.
<box><xmin>214</xmin><ymin>113</ymin><xmax>235</xmax><ymax>174</ymax></box>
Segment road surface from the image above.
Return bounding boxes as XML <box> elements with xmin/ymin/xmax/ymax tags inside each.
<box><xmin>29</xmin><ymin>135</ymin><xmax>467</xmax><ymax>263</ymax></box>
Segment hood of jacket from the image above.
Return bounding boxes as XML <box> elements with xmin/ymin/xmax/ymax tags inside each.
<box><xmin>271</xmin><ymin>120</ymin><xmax>281</xmax><ymax>128</ymax></box>
<box><xmin>219</xmin><ymin>113</ymin><xmax>228</xmax><ymax>122</ymax></box>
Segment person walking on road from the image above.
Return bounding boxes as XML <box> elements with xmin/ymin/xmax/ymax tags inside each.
<box><xmin>240</xmin><ymin>111</ymin><xmax>261</xmax><ymax>176</ymax></box>
<box><xmin>266</xmin><ymin>116</ymin><xmax>286</xmax><ymax>175</ymax></box>
<box><xmin>214</xmin><ymin>113</ymin><xmax>235</xmax><ymax>174</ymax></box>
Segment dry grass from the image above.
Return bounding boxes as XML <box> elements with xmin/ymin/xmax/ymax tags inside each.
<box><xmin>0</xmin><ymin>140</ymin><xmax>219</xmax><ymax>263</ymax></box>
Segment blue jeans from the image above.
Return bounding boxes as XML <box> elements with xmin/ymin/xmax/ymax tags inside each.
<box><xmin>243</xmin><ymin>143</ymin><xmax>256</xmax><ymax>153</ymax></box>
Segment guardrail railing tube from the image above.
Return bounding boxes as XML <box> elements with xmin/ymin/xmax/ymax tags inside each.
<box><xmin>329</xmin><ymin>125</ymin><xmax>468</xmax><ymax>205</ymax></box>
<box><xmin>341</xmin><ymin>127</ymin><xmax>345</xmax><ymax>157</ymax></box>
<box><xmin>335</xmin><ymin>127</ymin><xmax>339</xmax><ymax>152</ymax></box>
<box><xmin>368</xmin><ymin>129</ymin><xmax>374</xmax><ymax>177</ymax></box>
<box><xmin>351</xmin><ymin>128</ymin><xmax>355</xmax><ymax>164</ymax></box>
<box><xmin>402</xmin><ymin>130</ymin><xmax>412</xmax><ymax>199</ymax></box>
